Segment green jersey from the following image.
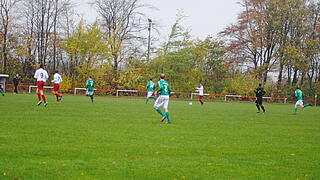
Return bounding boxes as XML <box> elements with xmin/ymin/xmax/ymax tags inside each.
<box><xmin>147</xmin><ymin>81</ymin><xmax>156</xmax><ymax>92</ymax></box>
<box><xmin>86</xmin><ymin>79</ymin><xmax>94</xmax><ymax>92</ymax></box>
<box><xmin>295</xmin><ymin>89</ymin><xmax>303</xmax><ymax>101</ymax></box>
<box><xmin>157</xmin><ymin>80</ymin><xmax>171</xmax><ymax>95</ymax></box>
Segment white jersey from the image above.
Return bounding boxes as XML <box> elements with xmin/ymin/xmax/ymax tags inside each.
<box><xmin>34</xmin><ymin>68</ymin><xmax>49</xmax><ymax>82</ymax></box>
<box><xmin>52</xmin><ymin>73</ymin><xmax>62</xmax><ymax>84</ymax></box>
<box><xmin>196</xmin><ymin>86</ymin><xmax>204</xmax><ymax>96</ymax></box>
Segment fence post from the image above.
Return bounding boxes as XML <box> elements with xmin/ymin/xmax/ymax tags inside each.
<box><xmin>28</xmin><ymin>85</ymin><xmax>31</xmax><ymax>93</ymax></box>
<box><xmin>315</xmin><ymin>94</ymin><xmax>317</xmax><ymax>107</ymax></box>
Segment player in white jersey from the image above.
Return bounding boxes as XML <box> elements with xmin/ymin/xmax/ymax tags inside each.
<box><xmin>51</xmin><ymin>70</ymin><xmax>63</xmax><ymax>101</ymax></box>
<box><xmin>196</xmin><ymin>84</ymin><xmax>204</xmax><ymax>105</ymax></box>
<box><xmin>34</xmin><ymin>64</ymin><xmax>49</xmax><ymax>106</ymax></box>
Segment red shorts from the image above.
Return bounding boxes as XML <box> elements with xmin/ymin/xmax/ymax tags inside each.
<box><xmin>53</xmin><ymin>84</ymin><xmax>60</xmax><ymax>91</ymax></box>
<box><xmin>198</xmin><ymin>95</ymin><xmax>203</xmax><ymax>100</ymax></box>
<box><xmin>37</xmin><ymin>81</ymin><xmax>45</xmax><ymax>90</ymax></box>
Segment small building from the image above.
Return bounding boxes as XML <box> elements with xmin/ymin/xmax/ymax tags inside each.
<box><xmin>0</xmin><ymin>74</ymin><xmax>9</xmax><ymax>92</ymax></box>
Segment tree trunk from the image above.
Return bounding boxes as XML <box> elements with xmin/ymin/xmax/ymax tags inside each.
<box><xmin>277</xmin><ymin>63</ymin><xmax>284</xmax><ymax>89</ymax></box>
<box><xmin>300</xmin><ymin>71</ymin><xmax>305</xmax><ymax>86</ymax></box>
<box><xmin>292</xmin><ymin>68</ymin><xmax>298</xmax><ymax>86</ymax></box>
<box><xmin>287</xmin><ymin>66</ymin><xmax>292</xmax><ymax>85</ymax></box>
<box><xmin>2</xmin><ymin>31</ymin><xmax>7</xmax><ymax>73</ymax></box>
<box><xmin>53</xmin><ymin>0</ymin><xmax>58</xmax><ymax>71</ymax></box>
<box><xmin>112</xmin><ymin>54</ymin><xmax>119</xmax><ymax>89</ymax></box>
<box><xmin>263</xmin><ymin>62</ymin><xmax>270</xmax><ymax>84</ymax></box>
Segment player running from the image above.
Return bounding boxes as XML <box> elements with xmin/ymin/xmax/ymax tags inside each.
<box><xmin>196</xmin><ymin>84</ymin><xmax>204</xmax><ymax>105</ymax></box>
<box><xmin>34</xmin><ymin>64</ymin><xmax>49</xmax><ymax>106</ymax></box>
<box><xmin>86</xmin><ymin>76</ymin><xmax>95</xmax><ymax>103</ymax></box>
<box><xmin>146</xmin><ymin>78</ymin><xmax>156</xmax><ymax>104</ymax></box>
<box><xmin>293</xmin><ymin>87</ymin><xmax>312</xmax><ymax>115</ymax></box>
<box><xmin>254</xmin><ymin>83</ymin><xmax>266</xmax><ymax>113</ymax></box>
<box><xmin>51</xmin><ymin>70</ymin><xmax>63</xmax><ymax>101</ymax></box>
<box><xmin>154</xmin><ymin>74</ymin><xmax>173</xmax><ymax>124</ymax></box>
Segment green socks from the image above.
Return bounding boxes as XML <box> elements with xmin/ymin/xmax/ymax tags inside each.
<box><xmin>293</xmin><ymin>104</ymin><xmax>312</xmax><ymax>114</ymax></box>
<box><xmin>165</xmin><ymin>112</ymin><xmax>171</xmax><ymax>122</ymax></box>
<box><xmin>146</xmin><ymin>97</ymin><xmax>155</xmax><ymax>104</ymax></box>
<box><xmin>304</xmin><ymin>104</ymin><xmax>311</xmax><ymax>108</ymax></box>
<box><xmin>156</xmin><ymin>108</ymin><xmax>165</xmax><ymax>117</ymax></box>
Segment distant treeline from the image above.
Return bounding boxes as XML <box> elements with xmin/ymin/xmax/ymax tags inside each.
<box><xmin>0</xmin><ymin>0</ymin><xmax>319</xmax><ymax>99</ymax></box>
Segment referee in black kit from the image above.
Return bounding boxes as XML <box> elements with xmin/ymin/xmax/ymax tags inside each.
<box><xmin>255</xmin><ymin>83</ymin><xmax>266</xmax><ymax>113</ymax></box>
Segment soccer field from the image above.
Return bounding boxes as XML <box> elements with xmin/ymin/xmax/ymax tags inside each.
<box><xmin>0</xmin><ymin>94</ymin><xmax>319</xmax><ymax>179</ymax></box>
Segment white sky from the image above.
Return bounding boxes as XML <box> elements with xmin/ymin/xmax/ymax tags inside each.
<box><xmin>75</xmin><ymin>0</ymin><xmax>242</xmax><ymax>40</ymax></box>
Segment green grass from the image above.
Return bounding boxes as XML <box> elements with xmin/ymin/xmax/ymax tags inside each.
<box><xmin>0</xmin><ymin>94</ymin><xmax>319</xmax><ymax>179</ymax></box>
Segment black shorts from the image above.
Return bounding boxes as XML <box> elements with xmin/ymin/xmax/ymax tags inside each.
<box><xmin>255</xmin><ymin>98</ymin><xmax>263</xmax><ymax>105</ymax></box>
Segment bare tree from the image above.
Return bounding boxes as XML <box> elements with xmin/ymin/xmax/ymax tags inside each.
<box><xmin>0</xmin><ymin>0</ymin><xmax>20</xmax><ymax>73</ymax></box>
<box><xmin>93</xmin><ymin>0</ymin><xmax>150</xmax><ymax>88</ymax></box>
<box><xmin>19</xmin><ymin>0</ymin><xmax>73</xmax><ymax>76</ymax></box>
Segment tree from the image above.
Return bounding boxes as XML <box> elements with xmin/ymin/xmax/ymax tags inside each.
<box><xmin>162</xmin><ymin>10</ymin><xmax>190</xmax><ymax>55</ymax></box>
<box><xmin>18</xmin><ymin>0</ymin><xmax>73</xmax><ymax>78</ymax></box>
<box><xmin>62</xmin><ymin>21</ymin><xmax>110</xmax><ymax>87</ymax></box>
<box><xmin>221</xmin><ymin>0</ymin><xmax>282</xmax><ymax>84</ymax></box>
<box><xmin>93</xmin><ymin>0</ymin><xmax>150</xmax><ymax>88</ymax></box>
<box><xmin>221</xmin><ymin>0</ymin><xmax>320</xmax><ymax>91</ymax></box>
<box><xmin>0</xmin><ymin>0</ymin><xmax>20</xmax><ymax>73</ymax></box>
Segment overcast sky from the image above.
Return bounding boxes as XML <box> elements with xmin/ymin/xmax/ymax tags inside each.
<box><xmin>75</xmin><ymin>0</ymin><xmax>242</xmax><ymax>39</ymax></box>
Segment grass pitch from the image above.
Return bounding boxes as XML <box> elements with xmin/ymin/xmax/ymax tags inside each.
<box><xmin>0</xmin><ymin>94</ymin><xmax>319</xmax><ymax>179</ymax></box>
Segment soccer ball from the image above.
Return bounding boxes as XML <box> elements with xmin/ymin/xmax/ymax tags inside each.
<box><xmin>189</xmin><ymin>102</ymin><xmax>193</xmax><ymax>105</ymax></box>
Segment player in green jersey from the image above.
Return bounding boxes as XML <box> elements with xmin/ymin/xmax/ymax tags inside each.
<box><xmin>293</xmin><ymin>87</ymin><xmax>312</xmax><ymax>115</ymax></box>
<box><xmin>146</xmin><ymin>78</ymin><xmax>156</xmax><ymax>104</ymax></box>
<box><xmin>154</xmin><ymin>74</ymin><xmax>173</xmax><ymax>124</ymax></box>
<box><xmin>86</xmin><ymin>76</ymin><xmax>95</xmax><ymax>103</ymax></box>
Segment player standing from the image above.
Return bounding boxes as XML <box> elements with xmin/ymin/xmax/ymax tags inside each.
<box><xmin>51</xmin><ymin>70</ymin><xmax>63</xmax><ymax>101</ymax></box>
<box><xmin>13</xmin><ymin>74</ymin><xmax>20</xmax><ymax>94</ymax></box>
<box><xmin>154</xmin><ymin>74</ymin><xmax>173</xmax><ymax>124</ymax></box>
<box><xmin>34</xmin><ymin>64</ymin><xmax>49</xmax><ymax>106</ymax></box>
<box><xmin>196</xmin><ymin>84</ymin><xmax>204</xmax><ymax>105</ymax></box>
<box><xmin>293</xmin><ymin>87</ymin><xmax>312</xmax><ymax>115</ymax></box>
<box><xmin>254</xmin><ymin>83</ymin><xmax>266</xmax><ymax>113</ymax></box>
<box><xmin>86</xmin><ymin>76</ymin><xmax>95</xmax><ymax>103</ymax></box>
<box><xmin>146</xmin><ymin>78</ymin><xmax>156</xmax><ymax>104</ymax></box>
